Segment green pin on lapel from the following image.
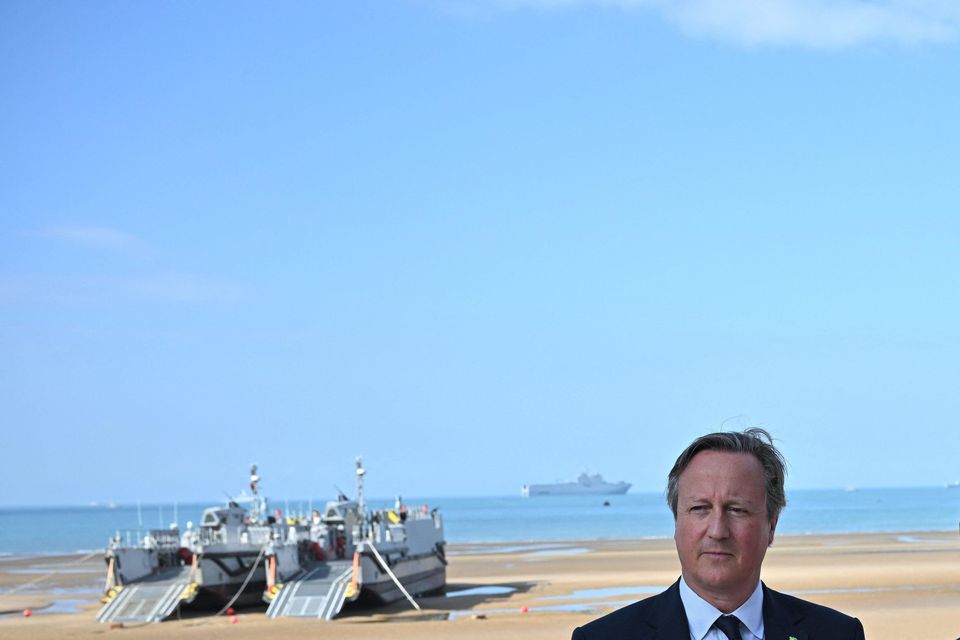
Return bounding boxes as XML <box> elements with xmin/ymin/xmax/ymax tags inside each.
<box><xmin>788</xmin><ymin>636</ymin><xmax>798</xmax><ymax>640</ymax></box>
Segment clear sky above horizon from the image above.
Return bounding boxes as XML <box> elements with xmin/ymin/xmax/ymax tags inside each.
<box><xmin>3</xmin><ymin>1</ymin><xmax>960</xmax><ymax>506</ymax></box>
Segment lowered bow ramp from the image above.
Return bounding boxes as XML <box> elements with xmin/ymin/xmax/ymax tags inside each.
<box><xmin>266</xmin><ymin>560</ymin><xmax>353</xmax><ymax>620</ymax></box>
<box><xmin>97</xmin><ymin>567</ymin><xmax>193</xmax><ymax>624</ymax></box>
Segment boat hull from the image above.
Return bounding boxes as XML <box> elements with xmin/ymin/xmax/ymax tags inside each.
<box><xmin>187</xmin><ymin>583</ymin><xmax>266</xmax><ymax>609</ymax></box>
<box><xmin>355</xmin><ymin>554</ymin><xmax>446</xmax><ymax>605</ymax></box>
<box><xmin>523</xmin><ymin>482</ymin><xmax>631</xmax><ymax>496</ymax></box>
<box><xmin>191</xmin><ymin>543</ymin><xmax>300</xmax><ymax>609</ymax></box>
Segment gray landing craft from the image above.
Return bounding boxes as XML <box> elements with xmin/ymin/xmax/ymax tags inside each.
<box><xmin>97</xmin><ymin>459</ymin><xmax>446</xmax><ymax>624</ymax></box>
<box><xmin>522</xmin><ymin>472</ymin><xmax>631</xmax><ymax>496</ymax></box>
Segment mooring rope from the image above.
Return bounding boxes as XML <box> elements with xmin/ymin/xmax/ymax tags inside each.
<box><xmin>214</xmin><ymin>544</ymin><xmax>268</xmax><ymax>617</ymax></box>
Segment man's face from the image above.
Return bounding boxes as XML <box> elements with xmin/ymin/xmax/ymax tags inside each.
<box><xmin>674</xmin><ymin>450</ymin><xmax>777</xmax><ymax>606</ymax></box>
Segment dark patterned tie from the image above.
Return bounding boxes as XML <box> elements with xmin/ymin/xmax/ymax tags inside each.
<box><xmin>712</xmin><ymin>614</ymin><xmax>744</xmax><ymax>640</ymax></box>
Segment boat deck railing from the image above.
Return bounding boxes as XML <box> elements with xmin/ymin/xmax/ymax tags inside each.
<box><xmin>192</xmin><ymin>523</ymin><xmax>285</xmax><ymax>546</ymax></box>
<box><xmin>109</xmin><ymin>527</ymin><xmax>181</xmax><ymax>550</ymax></box>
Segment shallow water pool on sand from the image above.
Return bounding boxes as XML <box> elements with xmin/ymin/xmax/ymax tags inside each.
<box><xmin>8</xmin><ymin>568</ymin><xmax>102</xmax><ymax>575</ymax></box>
<box><xmin>523</xmin><ymin>547</ymin><xmax>591</xmax><ymax>557</ymax></box>
<box><xmin>447</xmin><ymin>600</ymin><xmax>633</xmax><ymax>620</ymax></box>
<box><xmin>445</xmin><ymin>586</ymin><xmax>517</xmax><ymax>598</ymax></box>
<box><xmin>448</xmin><ymin>543</ymin><xmax>572</xmax><ymax>556</ymax></box>
<box><xmin>536</xmin><ymin>585</ymin><xmax>667</xmax><ymax>600</ymax></box>
<box><xmin>37</xmin><ymin>598</ymin><xmax>90</xmax><ymax>614</ymax></box>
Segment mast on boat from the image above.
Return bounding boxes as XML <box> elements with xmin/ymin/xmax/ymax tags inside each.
<box><xmin>355</xmin><ymin>456</ymin><xmax>366</xmax><ymax>534</ymax></box>
<box><xmin>249</xmin><ymin>464</ymin><xmax>262</xmax><ymax>523</ymax></box>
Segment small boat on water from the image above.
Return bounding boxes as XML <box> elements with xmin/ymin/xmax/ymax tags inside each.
<box><xmin>522</xmin><ymin>472</ymin><xmax>631</xmax><ymax>496</ymax></box>
<box><xmin>97</xmin><ymin>459</ymin><xmax>446</xmax><ymax>624</ymax></box>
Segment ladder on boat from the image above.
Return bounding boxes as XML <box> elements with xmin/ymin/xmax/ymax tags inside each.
<box><xmin>96</xmin><ymin>566</ymin><xmax>194</xmax><ymax>624</ymax></box>
<box><xmin>265</xmin><ymin>560</ymin><xmax>353</xmax><ymax>620</ymax></box>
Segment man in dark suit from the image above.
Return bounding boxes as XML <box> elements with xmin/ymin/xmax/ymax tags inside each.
<box><xmin>572</xmin><ymin>429</ymin><xmax>865</xmax><ymax>640</ymax></box>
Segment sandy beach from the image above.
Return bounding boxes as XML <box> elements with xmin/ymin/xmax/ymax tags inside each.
<box><xmin>1</xmin><ymin>531</ymin><xmax>957</xmax><ymax>639</ymax></box>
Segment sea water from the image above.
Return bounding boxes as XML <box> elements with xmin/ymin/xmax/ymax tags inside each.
<box><xmin>1</xmin><ymin>487</ymin><xmax>958</xmax><ymax>556</ymax></box>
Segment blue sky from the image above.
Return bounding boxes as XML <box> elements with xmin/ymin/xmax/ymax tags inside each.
<box><xmin>2</xmin><ymin>1</ymin><xmax>960</xmax><ymax>506</ymax></box>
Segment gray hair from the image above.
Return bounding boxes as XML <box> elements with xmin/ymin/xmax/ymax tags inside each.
<box><xmin>666</xmin><ymin>427</ymin><xmax>787</xmax><ymax>522</ymax></box>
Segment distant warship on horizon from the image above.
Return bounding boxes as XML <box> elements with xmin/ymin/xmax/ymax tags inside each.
<box><xmin>522</xmin><ymin>472</ymin><xmax>631</xmax><ymax>496</ymax></box>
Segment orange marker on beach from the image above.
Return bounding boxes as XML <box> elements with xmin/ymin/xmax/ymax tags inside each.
<box><xmin>520</xmin><ymin>606</ymin><xmax>529</xmax><ymax>613</ymax></box>
<box><xmin>230</xmin><ymin>615</ymin><xmax>239</xmax><ymax>624</ymax></box>
<box><xmin>23</xmin><ymin>609</ymin><xmax>32</xmax><ymax>617</ymax></box>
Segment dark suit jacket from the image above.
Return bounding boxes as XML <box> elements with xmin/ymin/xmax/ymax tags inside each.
<box><xmin>571</xmin><ymin>580</ymin><xmax>865</xmax><ymax>640</ymax></box>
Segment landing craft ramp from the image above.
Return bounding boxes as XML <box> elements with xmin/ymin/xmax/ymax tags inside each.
<box><xmin>266</xmin><ymin>560</ymin><xmax>353</xmax><ymax>620</ymax></box>
<box><xmin>96</xmin><ymin>566</ymin><xmax>194</xmax><ymax>624</ymax></box>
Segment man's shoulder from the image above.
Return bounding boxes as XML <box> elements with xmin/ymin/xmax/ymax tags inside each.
<box><xmin>571</xmin><ymin>585</ymin><xmax>680</xmax><ymax>640</ymax></box>
<box><xmin>764</xmin><ymin>586</ymin><xmax>865</xmax><ymax>636</ymax></box>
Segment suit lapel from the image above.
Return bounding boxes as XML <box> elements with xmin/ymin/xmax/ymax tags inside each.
<box><xmin>762</xmin><ymin>583</ymin><xmax>806</xmax><ymax>640</ymax></box>
<box><xmin>645</xmin><ymin>580</ymin><xmax>692</xmax><ymax>640</ymax></box>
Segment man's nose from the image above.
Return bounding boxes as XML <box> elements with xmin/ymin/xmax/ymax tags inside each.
<box><xmin>706</xmin><ymin>509</ymin><xmax>730</xmax><ymax>539</ymax></box>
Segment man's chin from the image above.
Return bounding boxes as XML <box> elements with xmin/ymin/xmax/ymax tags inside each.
<box><xmin>693</xmin><ymin>561</ymin><xmax>741</xmax><ymax>587</ymax></box>
<box><xmin>692</xmin><ymin>572</ymin><xmax>740</xmax><ymax>592</ymax></box>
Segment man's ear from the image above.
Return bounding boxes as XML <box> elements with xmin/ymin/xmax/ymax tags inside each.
<box><xmin>768</xmin><ymin>516</ymin><xmax>778</xmax><ymax>547</ymax></box>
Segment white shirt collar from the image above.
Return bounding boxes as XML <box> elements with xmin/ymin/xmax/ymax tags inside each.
<box><xmin>678</xmin><ymin>576</ymin><xmax>765</xmax><ymax>640</ymax></box>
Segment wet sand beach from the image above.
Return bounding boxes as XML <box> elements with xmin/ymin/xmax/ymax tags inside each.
<box><xmin>1</xmin><ymin>531</ymin><xmax>957</xmax><ymax>639</ymax></box>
